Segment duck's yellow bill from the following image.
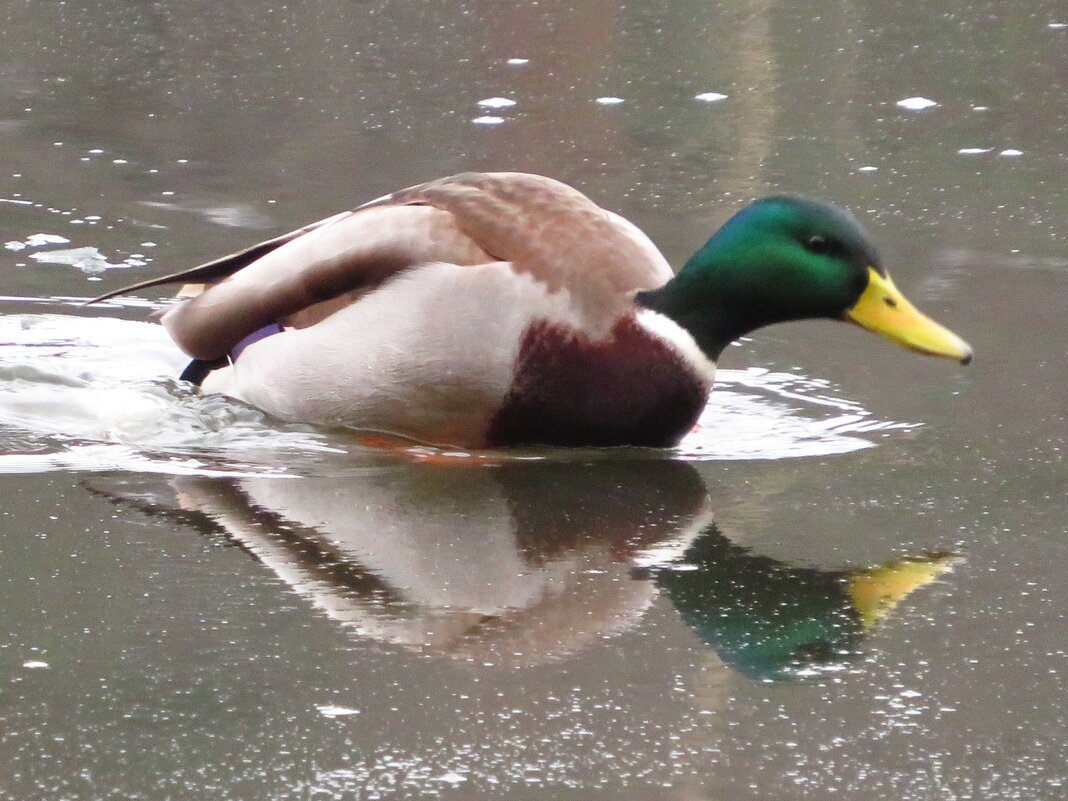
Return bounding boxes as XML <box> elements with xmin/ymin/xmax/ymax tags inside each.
<box><xmin>844</xmin><ymin>268</ymin><xmax>973</xmax><ymax>364</ymax></box>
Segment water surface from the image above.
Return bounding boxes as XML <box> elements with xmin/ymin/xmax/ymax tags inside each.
<box><xmin>1</xmin><ymin>1</ymin><xmax>1066</xmax><ymax>799</ymax></box>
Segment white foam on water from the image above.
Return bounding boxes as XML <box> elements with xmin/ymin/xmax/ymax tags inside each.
<box><xmin>5</xmin><ymin>233</ymin><xmax>70</xmax><ymax>251</ymax></box>
<box><xmin>29</xmin><ymin>247</ymin><xmax>146</xmax><ymax>273</ymax></box>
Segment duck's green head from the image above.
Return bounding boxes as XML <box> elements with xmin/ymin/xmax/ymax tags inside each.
<box><xmin>638</xmin><ymin>196</ymin><xmax>973</xmax><ymax>364</ymax></box>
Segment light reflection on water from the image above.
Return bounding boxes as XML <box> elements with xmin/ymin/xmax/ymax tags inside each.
<box><xmin>0</xmin><ymin>311</ymin><xmax>915</xmax><ymax>476</ymax></box>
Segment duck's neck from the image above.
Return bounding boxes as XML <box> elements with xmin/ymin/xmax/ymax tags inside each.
<box><xmin>635</xmin><ymin>249</ymin><xmax>775</xmax><ymax>362</ymax></box>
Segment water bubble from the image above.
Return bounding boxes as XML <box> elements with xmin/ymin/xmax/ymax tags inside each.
<box><xmin>896</xmin><ymin>96</ymin><xmax>938</xmax><ymax>111</ymax></box>
<box><xmin>435</xmin><ymin>772</ymin><xmax>467</xmax><ymax>784</ymax></box>
<box><xmin>317</xmin><ymin>705</ymin><xmax>361</xmax><ymax>718</ymax></box>
<box><xmin>477</xmin><ymin>97</ymin><xmax>516</xmax><ymax>109</ymax></box>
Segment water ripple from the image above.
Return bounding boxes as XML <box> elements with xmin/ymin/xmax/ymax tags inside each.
<box><xmin>680</xmin><ymin>367</ymin><xmax>914</xmax><ymax>460</ymax></box>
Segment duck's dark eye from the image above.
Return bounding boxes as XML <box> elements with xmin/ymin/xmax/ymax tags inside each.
<box><xmin>804</xmin><ymin>235</ymin><xmax>833</xmax><ymax>255</ymax></box>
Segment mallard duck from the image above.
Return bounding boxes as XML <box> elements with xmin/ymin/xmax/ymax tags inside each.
<box><xmin>94</xmin><ymin>172</ymin><xmax>972</xmax><ymax>448</ymax></box>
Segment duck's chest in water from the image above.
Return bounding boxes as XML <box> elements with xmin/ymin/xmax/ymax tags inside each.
<box><xmin>487</xmin><ymin>315</ymin><xmax>714</xmax><ymax>447</ymax></box>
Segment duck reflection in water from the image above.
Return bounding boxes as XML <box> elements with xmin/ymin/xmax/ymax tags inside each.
<box><xmin>165</xmin><ymin>458</ymin><xmax>957</xmax><ymax>680</ymax></box>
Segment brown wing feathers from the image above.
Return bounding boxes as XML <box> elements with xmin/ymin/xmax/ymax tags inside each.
<box><xmin>86</xmin><ymin>211</ymin><xmax>353</xmax><ymax>305</ymax></box>
<box><xmin>159</xmin><ymin>204</ymin><xmax>492</xmax><ymax>360</ymax></box>
<box><xmin>85</xmin><ymin>173</ymin><xmax>672</xmax><ymax>361</ymax></box>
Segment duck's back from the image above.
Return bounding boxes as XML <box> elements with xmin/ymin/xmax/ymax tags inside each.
<box><xmin>158</xmin><ymin>172</ymin><xmax>673</xmax><ymax>358</ymax></box>
<box><xmin>368</xmin><ymin>172</ymin><xmax>674</xmax><ymax>323</ymax></box>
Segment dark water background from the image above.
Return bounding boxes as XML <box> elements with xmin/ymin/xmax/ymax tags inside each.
<box><xmin>0</xmin><ymin>1</ymin><xmax>1065</xmax><ymax>799</ymax></box>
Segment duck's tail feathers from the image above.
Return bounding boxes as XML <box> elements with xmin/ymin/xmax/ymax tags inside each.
<box><xmin>83</xmin><ymin>211</ymin><xmax>353</xmax><ymax>305</ymax></box>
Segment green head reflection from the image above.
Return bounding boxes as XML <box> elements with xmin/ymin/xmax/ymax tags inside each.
<box><xmin>656</xmin><ymin>524</ymin><xmax>959</xmax><ymax>681</ymax></box>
